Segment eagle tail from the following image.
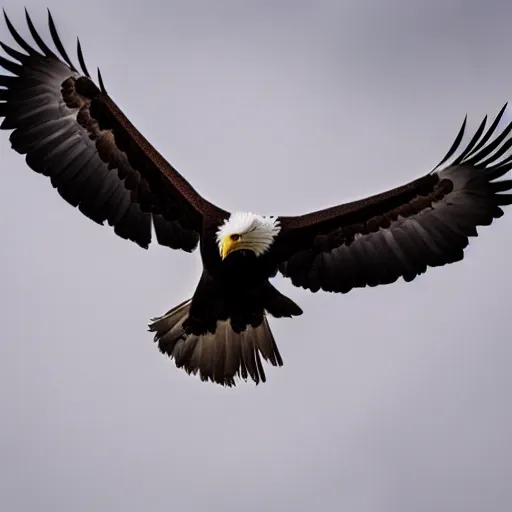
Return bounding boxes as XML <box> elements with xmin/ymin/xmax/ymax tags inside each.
<box><xmin>148</xmin><ymin>298</ymin><xmax>285</xmax><ymax>386</ymax></box>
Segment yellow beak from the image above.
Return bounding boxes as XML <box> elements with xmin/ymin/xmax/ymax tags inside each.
<box><xmin>221</xmin><ymin>237</ymin><xmax>240</xmax><ymax>259</ymax></box>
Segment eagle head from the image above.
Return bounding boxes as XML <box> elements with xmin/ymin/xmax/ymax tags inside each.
<box><xmin>216</xmin><ymin>212</ymin><xmax>281</xmax><ymax>260</ymax></box>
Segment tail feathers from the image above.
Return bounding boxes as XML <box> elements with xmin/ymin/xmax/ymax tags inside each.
<box><xmin>149</xmin><ymin>299</ymin><xmax>283</xmax><ymax>387</ymax></box>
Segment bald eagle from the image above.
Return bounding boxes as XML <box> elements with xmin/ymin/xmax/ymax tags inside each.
<box><xmin>1</xmin><ymin>10</ymin><xmax>511</xmax><ymax>386</ymax></box>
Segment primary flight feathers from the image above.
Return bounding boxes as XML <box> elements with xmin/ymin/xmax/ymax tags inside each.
<box><xmin>1</xmin><ymin>9</ymin><xmax>511</xmax><ymax>386</ymax></box>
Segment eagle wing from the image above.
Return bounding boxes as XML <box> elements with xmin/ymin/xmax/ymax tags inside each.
<box><xmin>0</xmin><ymin>9</ymin><xmax>226</xmax><ymax>251</ymax></box>
<box><xmin>276</xmin><ymin>105</ymin><xmax>512</xmax><ymax>293</ymax></box>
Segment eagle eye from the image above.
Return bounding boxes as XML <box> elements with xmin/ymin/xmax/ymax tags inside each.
<box><xmin>230</xmin><ymin>234</ymin><xmax>240</xmax><ymax>241</ymax></box>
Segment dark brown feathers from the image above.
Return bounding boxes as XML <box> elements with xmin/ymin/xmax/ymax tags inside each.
<box><xmin>278</xmin><ymin>106</ymin><xmax>512</xmax><ymax>293</ymax></box>
<box><xmin>0</xmin><ymin>9</ymin><xmax>225</xmax><ymax>250</ymax></box>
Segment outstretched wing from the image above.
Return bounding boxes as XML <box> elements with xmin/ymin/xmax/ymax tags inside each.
<box><xmin>0</xmin><ymin>9</ymin><xmax>226</xmax><ymax>251</ymax></box>
<box><xmin>276</xmin><ymin>105</ymin><xmax>512</xmax><ymax>293</ymax></box>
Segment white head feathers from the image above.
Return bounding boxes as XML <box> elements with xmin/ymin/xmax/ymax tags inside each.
<box><xmin>216</xmin><ymin>212</ymin><xmax>281</xmax><ymax>258</ymax></box>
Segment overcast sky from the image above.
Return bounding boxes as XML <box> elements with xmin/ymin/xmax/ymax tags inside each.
<box><xmin>1</xmin><ymin>1</ymin><xmax>511</xmax><ymax>511</ymax></box>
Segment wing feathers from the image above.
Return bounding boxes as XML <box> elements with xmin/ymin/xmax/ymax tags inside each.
<box><xmin>76</xmin><ymin>38</ymin><xmax>91</xmax><ymax>78</ymax></box>
<box><xmin>0</xmin><ymin>52</ymin><xmax>21</xmax><ymax>73</ymax></box>
<box><xmin>23</xmin><ymin>9</ymin><xmax>53</xmax><ymax>57</ymax></box>
<box><xmin>435</xmin><ymin>115</ymin><xmax>467</xmax><ymax>168</ymax></box>
<box><xmin>47</xmin><ymin>9</ymin><xmax>77</xmax><ymax>72</ymax></box>
<box><xmin>0</xmin><ymin>9</ymin><xmax>219</xmax><ymax>251</ymax></box>
<box><xmin>96</xmin><ymin>67</ymin><xmax>106</xmax><ymax>94</ymax></box>
<box><xmin>279</xmin><ymin>106</ymin><xmax>512</xmax><ymax>293</ymax></box>
<box><xmin>2</xmin><ymin>9</ymin><xmax>38</xmax><ymax>56</ymax></box>
<box><xmin>450</xmin><ymin>115</ymin><xmax>487</xmax><ymax>165</ymax></box>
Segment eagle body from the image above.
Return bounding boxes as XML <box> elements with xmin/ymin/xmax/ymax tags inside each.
<box><xmin>1</xmin><ymin>10</ymin><xmax>512</xmax><ymax>386</ymax></box>
<box><xmin>182</xmin><ymin>214</ymin><xmax>303</xmax><ymax>340</ymax></box>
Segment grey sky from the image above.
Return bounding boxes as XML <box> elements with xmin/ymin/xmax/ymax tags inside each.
<box><xmin>1</xmin><ymin>1</ymin><xmax>511</xmax><ymax>511</ymax></box>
